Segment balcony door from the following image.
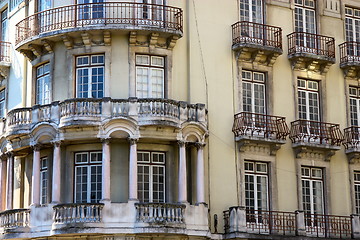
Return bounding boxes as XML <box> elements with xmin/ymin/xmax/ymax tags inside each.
<box><xmin>0</xmin><ymin>8</ymin><xmax>8</xmax><ymax>42</ymax></box>
<box><xmin>239</xmin><ymin>0</ymin><xmax>264</xmax><ymax>43</ymax></box>
<box><xmin>77</xmin><ymin>0</ymin><xmax>104</xmax><ymax>22</ymax></box>
<box><xmin>345</xmin><ymin>7</ymin><xmax>360</xmax><ymax>60</ymax></box>
<box><xmin>242</xmin><ymin>70</ymin><xmax>266</xmax><ymax>132</ymax></box>
<box><xmin>294</xmin><ymin>0</ymin><xmax>316</xmax><ymax>51</ymax></box>
<box><xmin>37</xmin><ymin>0</ymin><xmax>52</xmax><ymax>33</ymax></box>
<box><xmin>138</xmin><ymin>0</ymin><xmax>165</xmax><ymax>25</ymax></box>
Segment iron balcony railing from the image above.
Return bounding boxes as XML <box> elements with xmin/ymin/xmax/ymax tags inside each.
<box><xmin>289</xmin><ymin>119</ymin><xmax>343</xmax><ymax>146</ymax></box>
<box><xmin>16</xmin><ymin>2</ymin><xmax>183</xmax><ymax>45</ymax></box>
<box><xmin>304</xmin><ymin>213</ymin><xmax>352</xmax><ymax>238</ymax></box>
<box><xmin>287</xmin><ymin>32</ymin><xmax>335</xmax><ymax>60</ymax></box>
<box><xmin>339</xmin><ymin>42</ymin><xmax>360</xmax><ymax>66</ymax></box>
<box><xmin>343</xmin><ymin>126</ymin><xmax>360</xmax><ymax>150</ymax></box>
<box><xmin>232</xmin><ymin>112</ymin><xmax>289</xmax><ymax>141</ymax></box>
<box><xmin>232</xmin><ymin>21</ymin><xmax>282</xmax><ymax>50</ymax></box>
<box><xmin>0</xmin><ymin>41</ymin><xmax>10</xmax><ymax>63</ymax></box>
<box><xmin>224</xmin><ymin>207</ymin><xmax>353</xmax><ymax>239</ymax></box>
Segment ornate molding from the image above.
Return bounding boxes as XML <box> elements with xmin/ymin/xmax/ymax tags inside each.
<box><xmin>237</xmin><ymin>138</ymin><xmax>284</xmax><ymax>156</ymax></box>
<box><xmin>293</xmin><ymin>145</ymin><xmax>337</xmax><ymax>161</ymax></box>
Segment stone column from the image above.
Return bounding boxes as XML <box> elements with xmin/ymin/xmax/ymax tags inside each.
<box><xmin>0</xmin><ymin>158</ymin><xmax>5</xmax><ymax>210</ymax></box>
<box><xmin>102</xmin><ymin>139</ymin><xmax>111</xmax><ymax>201</ymax></box>
<box><xmin>129</xmin><ymin>138</ymin><xmax>138</xmax><ymax>200</ymax></box>
<box><xmin>196</xmin><ymin>143</ymin><xmax>205</xmax><ymax>204</ymax></box>
<box><xmin>52</xmin><ymin>141</ymin><xmax>61</xmax><ymax>203</ymax></box>
<box><xmin>31</xmin><ymin>145</ymin><xmax>41</xmax><ymax>206</ymax></box>
<box><xmin>6</xmin><ymin>152</ymin><xmax>14</xmax><ymax>210</ymax></box>
<box><xmin>178</xmin><ymin>141</ymin><xmax>187</xmax><ymax>203</ymax></box>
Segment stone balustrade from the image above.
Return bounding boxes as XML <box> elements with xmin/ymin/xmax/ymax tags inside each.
<box><xmin>135</xmin><ymin>202</ymin><xmax>185</xmax><ymax>224</ymax></box>
<box><xmin>3</xmin><ymin>97</ymin><xmax>207</xmax><ymax>137</ymax></box>
<box><xmin>53</xmin><ymin>203</ymin><xmax>104</xmax><ymax>224</ymax></box>
<box><xmin>0</xmin><ymin>209</ymin><xmax>30</xmax><ymax>230</ymax></box>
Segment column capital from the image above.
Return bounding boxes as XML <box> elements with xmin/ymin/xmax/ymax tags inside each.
<box><xmin>101</xmin><ymin>138</ymin><xmax>111</xmax><ymax>145</ymax></box>
<box><xmin>51</xmin><ymin>140</ymin><xmax>62</xmax><ymax>148</ymax></box>
<box><xmin>5</xmin><ymin>151</ymin><xmax>14</xmax><ymax>158</ymax></box>
<box><xmin>31</xmin><ymin>144</ymin><xmax>42</xmax><ymax>151</ymax></box>
<box><xmin>178</xmin><ymin>140</ymin><xmax>186</xmax><ymax>147</ymax></box>
<box><xmin>195</xmin><ymin>142</ymin><xmax>206</xmax><ymax>149</ymax></box>
<box><xmin>128</xmin><ymin>137</ymin><xmax>138</xmax><ymax>145</ymax></box>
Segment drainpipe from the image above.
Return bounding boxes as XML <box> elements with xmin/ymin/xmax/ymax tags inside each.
<box><xmin>22</xmin><ymin>0</ymin><xmax>30</xmax><ymax>107</ymax></box>
<box><xmin>186</xmin><ymin>0</ymin><xmax>190</xmax><ymax>102</ymax></box>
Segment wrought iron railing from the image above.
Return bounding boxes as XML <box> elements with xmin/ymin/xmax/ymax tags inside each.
<box><xmin>232</xmin><ymin>21</ymin><xmax>282</xmax><ymax>50</ymax></box>
<box><xmin>53</xmin><ymin>203</ymin><xmax>104</xmax><ymax>224</ymax></box>
<box><xmin>304</xmin><ymin>213</ymin><xmax>352</xmax><ymax>238</ymax></box>
<box><xmin>343</xmin><ymin>126</ymin><xmax>360</xmax><ymax>150</ymax></box>
<box><xmin>0</xmin><ymin>209</ymin><xmax>30</xmax><ymax>229</ymax></box>
<box><xmin>339</xmin><ymin>41</ymin><xmax>360</xmax><ymax>65</ymax></box>
<box><xmin>289</xmin><ymin>119</ymin><xmax>343</xmax><ymax>146</ymax></box>
<box><xmin>16</xmin><ymin>2</ymin><xmax>183</xmax><ymax>44</ymax></box>
<box><xmin>287</xmin><ymin>32</ymin><xmax>335</xmax><ymax>60</ymax></box>
<box><xmin>135</xmin><ymin>202</ymin><xmax>185</xmax><ymax>224</ymax></box>
<box><xmin>232</xmin><ymin>112</ymin><xmax>289</xmax><ymax>141</ymax></box>
<box><xmin>0</xmin><ymin>41</ymin><xmax>10</xmax><ymax>63</ymax></box>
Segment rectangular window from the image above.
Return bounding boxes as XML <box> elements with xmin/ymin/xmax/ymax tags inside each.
<box><xmin>40</xmin><ymin>157</ymin><xmax>48</xmax><ymax>205</ymax></box>
<box><xmin>10</xmin><ymin>0</ymin><xmax>24</xmax><ymax>11</ymax></box>
<box><xmin>297</xmin><ymin>79</ymin><xmax>320</xmax><ymax>121</ymax></box>
<box><xmin>0</xmin><ymin>89</ymin><xmax>5</xmax><ymax>117</ymax></box>
<box><xmin>349</xmin><ymin>87</ymin><xmax>360</xmax><ymax>126</ymax></box>
<box><xmin>136</xmin><ymin>55</ymin><xmax>165</xmax><ymax>98</ymax></box>
<box><xmin>239</xmin><ymin>0</ymin><xmax>263</xmax><ymax>23</ymax></box>
<box><xmin>76</xmin><ymin>54</ymin><xmax>104</xmax><ymax>98</ymax></box>
<box><xmin>36</xmin><ymin>63</ymin><xmax>51</xmax><ymax>105</ymax></box>
<box><xmin>295</xmin><ymin>0</ymin><xmax>316</xmax><ymax>48</ymax></box>
<box><xmin>355</xmin><ymin>172</ymin><xmax>360</xmax><ymax>214</ymax></box>
<box><xmin>242</xmin><ymin>70</ymin><xmax>266</xmax><ymax>114</ymax></box>
<box><xmin>74</xmin><ymin>151</ymin><xmax>102</xmax><ymax>203</ymax></box>
<box><xmin>77</xmin><ymin>0</ymin><xmax>104</xmax><ymax>20</ymax></box>
<box><xmin>301</xmin><ymin>166</ymin><xmax>324</xmax><ymax>217</ymax></box>
<box><xmin>1</xmin><ymin>8</ymin><xmax>8</xmax><ymax>42</ymax></box>
<box><xmin>245</xmin><ymin>161</ymin><xmax>269</xmax><ymax>212</ymax></box>
<box><xmin>140</xmin><ymin>0</ymin><xmax>164</xmax><ymax>21</ymax></box>
<box><xmin>137</xmin><ymin>151</ymin><xmax>165</xmax><ymax>203</ymax></box>
<box><xmin>345</xmin><ymin>7</ymin><xmax>360</xmax><ymax>57</ymax></box>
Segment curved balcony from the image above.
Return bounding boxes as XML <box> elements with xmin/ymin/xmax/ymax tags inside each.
<box><xmin>0</xmin><ymin>209</ymin><xmax>30</xmax><ymax>232</ymax></box>
<box><xmin>287</xmin><ymin>32</ymin><xmax>335</xmax><ymax>73</ymax></box>
<box><xmin>15</xmin><ymin>2</ymin><xmax>183</xmax><ymax>55</ymax></box>
<box><xmin>343</xmin><ymin>126</ymin><xmax>360</xmax><ymax>162</ymax></box>
<box><xmin>339</xmin><ymin>42</ymin><xmax>360</xmax><ymax>77</ymax></box>
<box><xmin>0</xmin><ymin>41</ymin><xmax>11</xmax><ymax>77</ymax></box>
<box><xmin>290</xmin><ymin>119</ymin><xmax>343</xmax><ymax>160</ymax></box>
<box><xmin>232</xmin><ymin>21</ymin><xmax>282</xmax><ymax>66</ymax></box>
<box><xmin>3</xmin><ymin>98</ymin><xmax>207</xmax><ymax>139</ymax></box>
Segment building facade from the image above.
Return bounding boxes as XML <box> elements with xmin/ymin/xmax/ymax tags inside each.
<box><xmin>0</xmin><ymin>0</ymin><xmax>359</xmax><ymax>239</ymax></box>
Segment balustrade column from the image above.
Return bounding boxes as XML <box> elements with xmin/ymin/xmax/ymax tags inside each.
<box><xmin>6</xmin><ymin>152</ymin><xmax>14</xmax><ymax>210</ymax></box>
<box><xmin>102</xmin><ymin>139</ymin><xmax>111</xmax><ymax>201</ymax></box>
<box><xmin>52</xmin><ymin>141</ymin><xmax>61</xmax><ymax>203</ymax></box>
<box><xmin>129</xmin><ymin>138</ymin><xmax>138</xmax><ymax>200</ymax></box>
<box><xmin>196</xmin><ymin>143</ymin><xmax>206</xmax><ymax>204</ymax></box>
<box><xmin>178</xmin><ymin>141</ymin><xmax>187</xmax><ymax>203</ymax></box>
<box><xmin>31</xmin><ymin>145</ymin><xmax>41</xmax><ymax>206</ymax></box>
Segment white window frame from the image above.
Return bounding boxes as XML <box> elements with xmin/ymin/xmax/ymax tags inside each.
<box><xmin>239</xmin><ymin>0</ymin><xmax>263</xmax><ymax>23</ymax></box>
<box><xmin>1</xmin><ymin>8</ymin><xmax>8</xmax><ymax>42</ymax></box>
<box><xmin>349</xmin><ymin>87</ymin><xmax>360</xmax><ymax>127</ymax></box>
<box><xmin>136</xmin><ymin>55</ymin><xmax>165</xmax><ymax>98</ymax></box>
<box><xmin>297</xmin><ymin>79</ymin><xmax>320</xmax><ymax>121</ymax></box>
<box><xmin>355</xmin><ymin>172</ymin><xmax>360</xmax><ymax>214</ymax></box>
<box><xmin>40</xmin><ymin>157</ymin><xmax>48</xmax><ymax>205</ymax></box>
<box><xmin>0</xmin><ymin>89</ymin><xmax>5</xmax><ymax>118</ymax></box>
<box><xmin>242</xmin><ymin>70</ymin><xmax>266</xmax><ymax>114</ymax></box>
<box><xmin>244</xmin><ymin>161</ymin><xmax>269</xmax><ymax>212</ymax></box>
<box><xmin>345</xmin><ymin>7</ymin><xmax>360</xmax><ymax>59</ymax></box>
<box><xmin>74</xmin><ymin>151</ymin><xmax>102</xmax><ymax>203</ymax></box>
<box><xmin>294</xmin><ymin>0</ymin><xmax>316</xmax><ymax>50</ymax></box>
<box><xmin>301</xmin><ymin>166</ymin><xmax>324</xmax><ymax>217</ymax></box>
<box><xmin>76</xmin><ymin>54</ymin><xmax>105</xmax><ymax>99</ymax></box>
<box><xmin>36</xmin><ymin>63</ymin><xmax>51</xmax><ymax>105</ymax></box>
<box><xmin>137</xmin><ymin>151</ymin><xmax>166</xmax><ymax>203</ymax></box>
<box><xmin>77</xmin><ymin>0</ymin><xmax>104</xmax><ymax>20</ymax></box>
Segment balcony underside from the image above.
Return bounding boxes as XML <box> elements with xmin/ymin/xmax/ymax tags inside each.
<box><xmin>340</xmin><ymin>62</ymin><xmax>360</xmax><ymax>78</ymax></box>
<box><xmin>233</xmin><ymin>43</ymin><xmax>282</xmax><ymax>66</ymax></box>
<box><xmin>292</xmin><ymin>143</ymin><xmax>340</xmax><ymax>161</ymax></box>
<box><xmin>236</xmin><ymin>136</ymin><xmax>285</xmax><ymax>156</ymax></box>
<box><xmin>0</xmin><ymin>62</ymin><xmax>10</xmax><ymax>78</ymax></box>
<box><xmin>288</xmin><ymin>53</ymin><xmax>335</xmax><ymax>74</ymax></box>
<box><xmin>17</xmin><ymin>28</ymin><xmax>181</xmax><ymax>61</ymax></box>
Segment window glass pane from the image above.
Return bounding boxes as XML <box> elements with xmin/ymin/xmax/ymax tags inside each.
<box><xmin>136</xmin><ymin>55</ymin><xmax>150</xmax><ymax>65</ymax></box>
<box><xmin>75</xmin><ymin>152</ymin><xmax>88</xmax><ymax>164</ymax></box>
<box><xmin>77</xmin><ymin>56</ymin><xmax>89</xmax><ymax>66</ymax></box>
<box><xmin>256</xmin><ymin>163</ymin><xmax>267</xmax><ymax>173</ymax></box>
<box><xmin>245</xmin><ymin>161</ymin><xmax>254</xmax><ymax>172</ymax></box>
<box><xmin>151</xmin><ymin>56</ymin><xmax>164</xmax><ymax>67</ymax></box>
